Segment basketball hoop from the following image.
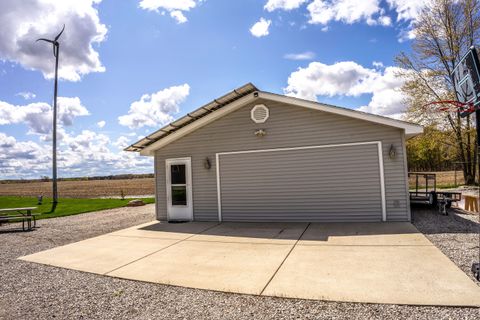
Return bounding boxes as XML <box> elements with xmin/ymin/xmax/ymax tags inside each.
<box><xmin>422</xmin><ymin>100</ymin><xmax>476</xmax><ymax>117</ymax></box>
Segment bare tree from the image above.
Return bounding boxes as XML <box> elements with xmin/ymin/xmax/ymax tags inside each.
<box><xmin>397</xmin><ymin>0</ymin><xmax>480</xmax><ymax>184</ymax></box>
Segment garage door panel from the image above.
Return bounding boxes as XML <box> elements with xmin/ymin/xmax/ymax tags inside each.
<box><xmin>220</xmin><ymin>187</ymin><xmax>381</xmax><ymax>194</ymax></box>
<box><xmin>221</xmin><ymin>206</ymin><xmax>382</xmax><ymax>213</ymax></box>
<box><xmin>219</xmin><ymin>143</ymin><xmax>383</xmax><ymax>222</ymax></box>
<box><xmin>219</xmin><ymin>173</ymin><xmax>381</xmax><ymax>183</ymax></box>
<box><xmin>221</xmin><ymin>159</ymin><xmax>376</xmax><ymax>171</ymax></box>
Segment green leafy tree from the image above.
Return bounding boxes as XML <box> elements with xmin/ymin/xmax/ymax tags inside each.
<box><xmin>407</xmin><ymin>126</ymin><xmax>456</xmax><ymax>171</ymax></box>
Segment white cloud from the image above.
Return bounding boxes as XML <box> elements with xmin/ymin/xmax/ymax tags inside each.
<box><xmin>97</xmin><ymin>120</ymin><xmax>106</xmax><ymax>128</ymax></box>
<box><xmin>250</xmin><ymin>18</ymin><xmax>272</xmax><ymax>37</ymax></box>
<box><xmin>170</xmin><ymin>10</ymin><xmax>188</xmax><ymax>23</ymax></box>
<box><xmin>259</xmin><ymin>0</ymin><xmax>427</xmax><ymax>42</ymax></box>
<box><xmin>58</xmin><ymin>129</ymin><xmax>154</xmax><ymax>176</ymax></box>
<box><xmin>398</xmin><ymin>26</ymin><xmax>417</xmax><ymax>42</ymax></box>
<box><xmin>0</xmin><ymin>0</ymin><xmax>107</xmax><ymax>81</ymax></box>
<box><xmin>16</xmin><ymin>92</ymin><xmax>36</xmax><ymax>100</ymax></box>
<box><xmin>284</xmin><ymin>51</ymin><xmax>316</xmax><ymax>60</ymax></box>
<box><xmin>378</xmin><ymin>15</ymin><xmax>392</xmax><ymax>26</ymax></box>
<box><xmin>264</xmin><ymin>0</ymin><xmax>308</xmax><ymax>11</ymax></box>
<box><xmin>0</xmin><ymin>130</ymin><xmax>154</xmax><ymax>179</ymax></box>
<box><xmin>307</xmin><ymin>0</ymin><xmax>383</xmax><ymax>25</ymax></box>
<box><xmin>387</xmin><ymin>0</ymin><xmax>426</xmax><ymax>41</ymax></box>
<box><xmin>118</xmin><ymin>84</ymin><xmax>190</xmax><ymax>129</ymax></box>
<box><xmin>139</xmin><ymin>0</ymin><xmax>198</xmax><ymax>23</ymax></box>
<box><xmin>0</xmin><ymin>132</ymin><xmax>51</xmax><ymax>177</ymax></box>
<box><xmin>284</xmin><ymin>61</ymin><xmax>407</xmax><ymax>118</ymax></box>
<box><xmin>57</xmin><ymin>97</ymin><xmax>90</xmax><ymax>127</ymax></box>
<box><xmin>0</xmin><ymin>97</ymin><xmax>89</xmax><ymax>136</ymax></box>
<box><xmin>386</xmin><ymin>0</ymin><xmax>425</xmax><ymax>22</ymax></box>
<box><xmin>357</xmin><ymin>67</ymin><xmax>406</xmax><ymax>117</ymax></box>
<box><xmin>114</xmin><ymin>136</ymin><xmax>131</xmax><ymax>150</ymax></box>
<box><xmin>140</xmin><ymin>0</ymin><xmax>196</xmax><ymax>11</ymax></box>
<box><xmin>372</xmin><ymin>61</ymin><xmax>384</xmax><ymax>68</ymax></box>
<box><xmin>284</xmin><ymin>61</ymin><xmax>378</xmax><ymax>100</ymax></box>
<box><xmin>0</xmin><ymin>98</ymin><xmax>155</xmax><ymax>179</ymax></box>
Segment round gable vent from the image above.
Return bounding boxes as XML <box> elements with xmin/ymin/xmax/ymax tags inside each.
<box><xmin>251</xmin><ymin>104</ymin><xmax>269</xmax><ymax>123</ymax></box>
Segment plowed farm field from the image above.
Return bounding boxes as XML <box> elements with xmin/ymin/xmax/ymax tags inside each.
<box><xmin>0</xmin><ymin>178</ymin><xmax>155</xmax><ymax>198</ymax></box>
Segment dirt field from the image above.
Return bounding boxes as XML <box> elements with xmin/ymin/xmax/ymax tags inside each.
<box><xmin>0</xmin><ymin>170</ymin><xmax>468</xmax><ymax>198</ymax></box>
<box><xmin>0</xmin><ymin>178</ymin><xmax>155</xmax><ymax>198</ymax></box>
<box><xmin>409</xmin><ymin>170</ymin><xmax>465</xmax><ymax>188</ymax></box>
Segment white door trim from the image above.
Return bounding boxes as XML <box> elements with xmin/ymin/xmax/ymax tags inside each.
<box><xmin>165</xmin><ymin>157</ymin><xmax>193</xmax><ymax>221</ymax></box>
<box><xmin>215</xmin><ymin>141</ymin><xmax>387</xmax><ymax>222</ymax></box>
<box><xmin>377</xmin><ymin>142</ymin><xmax>387</xmax><ymax>221</ymax></box>
<box><xmin>215</xmin><ymin>153</ymin><xmax>222</xmax><ymax>222</ymax></box>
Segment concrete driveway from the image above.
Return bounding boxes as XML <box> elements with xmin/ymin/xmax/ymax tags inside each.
<box><xmin>20</xmin><ymin>221</ymin><xmax>480</xmax><ymax>306</ymax></box>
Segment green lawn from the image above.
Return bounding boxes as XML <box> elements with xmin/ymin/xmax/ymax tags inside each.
<box><xmin>0</xmin><ymin>196</ymin><xmax>155</xmax><ymax>220</ymax></box>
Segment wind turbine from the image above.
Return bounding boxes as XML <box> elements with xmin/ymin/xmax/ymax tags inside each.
<box><xmin>36</xmin><ymin>25</ymin><xmax>65</xmax><ymax>210</ymax></box>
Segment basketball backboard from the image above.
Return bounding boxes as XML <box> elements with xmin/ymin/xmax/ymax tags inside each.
<box><xmin>452</xmin><ymin>47</ymin><xmax>480</xmax><ymax>107</ymax></box>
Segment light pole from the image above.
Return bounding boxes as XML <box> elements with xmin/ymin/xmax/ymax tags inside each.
<box><xmin>36</xmin><ymin>25</ymin><xmax>65</xmax><ymax>210</ymax></box>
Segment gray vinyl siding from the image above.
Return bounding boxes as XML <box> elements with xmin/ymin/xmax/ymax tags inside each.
<box><xmin>154</xmin><ymin>98</ymin><xmax>409</xmax><ymax>222</ymax></box>
<box><xmin>219</xmin><ymin>144</ymin><xmax>382</xmax><ymax>222</ymax></box>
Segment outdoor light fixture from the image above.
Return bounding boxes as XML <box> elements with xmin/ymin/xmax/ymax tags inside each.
<box><xmin>254</xmin><ymin>129</ymin><xmax>267</xmax><ymax>137</ymax></box>
<box><xmin>204</xmin><ymin>157</ymin><xmax>211</xmax><ymax>170</ymax></box>
<box><xmin>389</xmin><ymin>144</ymin><xmax>397</xmax><ymax>159</ymax></box>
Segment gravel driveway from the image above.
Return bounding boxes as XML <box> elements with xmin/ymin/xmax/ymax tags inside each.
<box><xmin>1</xmin><ymin>204</ymin><xmax>479</xmax><ymax>319</ymax></box>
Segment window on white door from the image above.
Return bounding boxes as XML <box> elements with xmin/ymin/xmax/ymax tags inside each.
<box><xmin>170</xmin><ymin>164</ymin><xmax>187</xmax><ymax>206</ymax></box>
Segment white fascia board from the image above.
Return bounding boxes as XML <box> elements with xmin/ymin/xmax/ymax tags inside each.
<box><xmin>140</xmin><ymin>93</ymin><xmax>257</xmax><ymax>156</ymax></box>
<box><xmin>257</xmin><ymin>92</ymin><xmax>423</xmax><ymax>138</ymax></box>
<box><xmin>140</xmin><ymin>90</ymin><xmax>423</xmax><ymax>155</ymax></box>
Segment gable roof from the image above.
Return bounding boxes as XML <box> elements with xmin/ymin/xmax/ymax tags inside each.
<box><xmin>124</xmin><ymin>83</ymin><xmax>258</xmax><ymax>153</ymax></box>
<box><xmin>126</xmin><ymin>83</ymin><xmax>423</xmax><ymax>156</ymax></box>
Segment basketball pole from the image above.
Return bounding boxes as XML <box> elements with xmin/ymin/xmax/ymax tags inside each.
<box><xmin>475</xmin><ymin>107</ymin><xmax>480</xmax><ymax>281</ymax></box>
<box><xmin>472</xmin><ymin>47</ymin><xmax>480</xmax><ymax>281</ymax></box>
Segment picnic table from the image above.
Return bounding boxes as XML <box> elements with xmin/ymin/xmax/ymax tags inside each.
<box><xmin>0</xmin><ymin>207</ymin><xmax>38</xmax><ymax>231</ymax></box>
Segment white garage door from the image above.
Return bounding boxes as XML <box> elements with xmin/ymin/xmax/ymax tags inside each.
<box><xmin>216</xmin><ymin>142</ymin><xmax>386</xmax><ymax>222</ymax></box>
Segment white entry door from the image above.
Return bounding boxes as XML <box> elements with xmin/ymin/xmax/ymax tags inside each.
<box><xmin>166</xmin><ymin>158</ymin><xmax>193</xmax><ymax>221</ymax></box>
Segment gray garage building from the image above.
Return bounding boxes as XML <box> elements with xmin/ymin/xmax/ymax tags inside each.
<box><xmin>126</xmin><ymin>83</ymin><xmax>423</xmax><ymax>222</ymax></box>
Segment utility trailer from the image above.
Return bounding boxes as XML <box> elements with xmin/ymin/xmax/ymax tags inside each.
<box><xmin>408</xmin><ymin>172</ymin><xmax>462</xmax><ymax>214</ymax></box>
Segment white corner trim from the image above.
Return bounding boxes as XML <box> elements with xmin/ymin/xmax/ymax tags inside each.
<box><xmin>401</xmin><ymin>132</ymin><xmax>412</xmax><ymax>221</ymax></box>
<box><xmin>140</xmin><ymin>94</ymin><xmax>256</xmax><ymax>156</ymax></box>
<box><xmin>215</xmin><ymin>153</ymin><xmax>222</xmax><ymax>222</ymax></box>
<box><xmin>377</xmin><ymin>142</ymin><xmax>387</xmax><ymax>221</ymax></box>
<box><xmin>216</xmin><ymin>141</ymin><xmax>387</xmax><ymax>222</ymax></box>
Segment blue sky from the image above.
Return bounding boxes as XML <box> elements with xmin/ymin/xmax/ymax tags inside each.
<box><xmin>0</xmin><ymin>0</ymin><xmax>423</xmax><ymax>179</ymax></box>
